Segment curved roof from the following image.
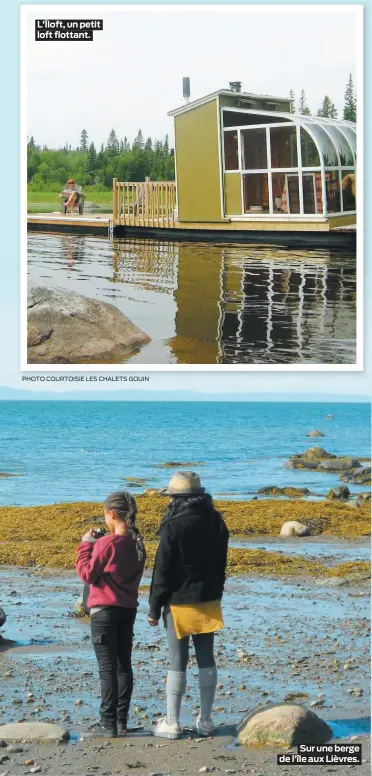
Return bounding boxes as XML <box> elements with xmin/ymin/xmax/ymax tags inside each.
<box><xmin>225</xmin><ymin>109</ymin><xmax>356</xmax><ymax>168</ymax></box>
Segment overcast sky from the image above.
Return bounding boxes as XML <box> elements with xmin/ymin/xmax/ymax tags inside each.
<box><xmin>25</xmin><ymin>5</ymin><xmax>359</xmax><ymax>149</ymax></box>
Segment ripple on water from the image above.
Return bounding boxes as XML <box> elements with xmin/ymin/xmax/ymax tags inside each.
<box><xmin>27</xmin><ymin>235</ymin><xmax>356</xmax><ymax>365</ymax></box>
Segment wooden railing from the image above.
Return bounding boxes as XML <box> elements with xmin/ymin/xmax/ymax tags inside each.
<box><xmin>113</xmin><ymin>178</ymin><xmax>177</xmax><ymax>228</ymax></box>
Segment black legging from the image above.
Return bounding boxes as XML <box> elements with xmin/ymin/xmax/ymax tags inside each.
<box><xmin>91</xmin><ymin>606</ymin><xmax>136</xmax><ymax>728</ymax></box>
<box><xmin>163</xmin><ymin>606</ymin><xmax>216</xmax><ymax>671</ymax></box>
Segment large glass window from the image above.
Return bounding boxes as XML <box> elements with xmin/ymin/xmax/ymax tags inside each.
<box><xmin>243</xmin><ymin>174</ymin><xmax>269</xmax><ymax>213</ymax></box>
<box><xmin>224</xmin><ymin>131</ymin><xmax>239</xmax><ymax>170</ymax></box>
<box><xmin>300</xmin><ymin>128</ymin><xmax>321</xmax><ymax>167</ymax></box>
<box><xmin>270</xmin><ymin>126</ymin><xmax>298</xmax><ymax>168</ymax></box>
<box><xmin>341</xmin><ymin>171</ymin><xmax>356</xmax><ymax>211</ymax></box>
<box><xmin>241</xmin><ymin>128</ymin><xmax>267</xmax><ymax>170</ymax></box>
<box><xmin>303</xmin><ymin>173</ymin><xmax>323</xmax><ymax>214</ymax></box>
<box><xmin>272</xmin><ymin>173</ymin><xmax>299</xmax><ymax>214</ymax></box>
<box><xmin>221</xmin><ymin>113</ymin><xmax>355</xmax><ymax>218</ymax></box>
<box><xmin>325</xmin><ymin>172</ymin><xmax>341</xmax><ymax>213</ymax></box>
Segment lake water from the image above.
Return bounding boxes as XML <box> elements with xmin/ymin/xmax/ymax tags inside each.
<box><xmin>0</xmin><ymin>401</ymin><xmax>369</xmax><ymax>506</ymax></box>
<box><xmin>27</xmin><ymin>234</ymin><xmax>357</xmax><ymax>365</ymax></box>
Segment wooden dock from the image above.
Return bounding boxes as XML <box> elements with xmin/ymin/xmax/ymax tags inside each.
<box><xmin>26</xmin><ymin>180</ymin><xmax>356</xmax><ymax>249</ymax></box>
<box><xmin>27</xmin><ymin>212</ymin><xmax>112</xmax><ymax>236</ymax></box>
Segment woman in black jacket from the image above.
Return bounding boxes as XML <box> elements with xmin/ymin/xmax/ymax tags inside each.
<box><xmin>148</xmin><ymin>471</ymin><xmax>229</xmax><ymax>739</ymax></box>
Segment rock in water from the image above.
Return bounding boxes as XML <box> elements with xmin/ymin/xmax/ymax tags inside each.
<box><xmin>27</xmin><ymin>284</ymin><xmax>150</xmax><ymax>363</ymax></box>
<box><xmin>327</xmin><ymin>486</ymin><xmax>350</xmax><ymax>501</ymax></box>
<box><xmin>306</xmin><ymin>430</ymin><xmax>325</xmax><ymax>438</ymax></box>
<box><xmin>237</xmin><ymin>703</ymin><xmax>332</xmax><ymax>748</ymax></box>
<box><xmin>280</xmin><ymin>521</ymin><xmax>311</xmax><ymax>537</ymax></box>
<box><xmin>0</xmin><ymin>607</ymin><xmax>6</xmax><ymax>627</ymax></box>
<box><xmin>302</xmin><ymin>447</ymin><xmax>333</xmax><ymax>460</ymax></box>
<box><xmin>341</xmin><ymin>465</ymin><xmax>371</xmax><ymax>484</ymax></box>
<box><xmin>0</xmin><ymin>722</ymin><xmax>69</xmax><ymax>742</ymax></box>
<box><xmin>319</xmin><ymin>458</ymin><xmax>360</xmax><ymax>472</ymax></box>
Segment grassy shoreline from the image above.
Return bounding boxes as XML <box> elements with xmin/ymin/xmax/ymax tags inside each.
<box><xmin>27</xmin><ymin>188</ymin><xmax>113</xmax><ymax>213</ymax></box>
<box><xmin>0</xmin><ymin>497</ymin><xmax>369</xmax><ymax>576</ymax></box>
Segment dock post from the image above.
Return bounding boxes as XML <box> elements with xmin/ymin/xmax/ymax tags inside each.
<box><xmin>113</xmin><ymin>177</ymin><xmax>118</xmax><ymax>225</ymax></box>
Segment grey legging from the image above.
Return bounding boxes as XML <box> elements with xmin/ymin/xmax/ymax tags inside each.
<box><xmin>163</xmin><ymin>606</ymin><xmax>216</xmax><ymax>671</ymax></box>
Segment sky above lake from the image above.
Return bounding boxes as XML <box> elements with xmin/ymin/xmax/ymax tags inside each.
<box><xmin>25</xmin><ymin>5</ymin><xmax>358</xmax><ymax>149</ymax></box>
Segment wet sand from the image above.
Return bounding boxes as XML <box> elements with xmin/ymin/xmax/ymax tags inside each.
<box><xmin>0</xmin><ymin>562</ymin><xmax>370</xmax><ymax>775</ymax></box>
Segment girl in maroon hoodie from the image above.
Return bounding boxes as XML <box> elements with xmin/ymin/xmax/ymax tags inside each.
<box><xmin>76</xmin><ymin>491</ymin><xmax>146</xmax><ymax>738</ymax></box>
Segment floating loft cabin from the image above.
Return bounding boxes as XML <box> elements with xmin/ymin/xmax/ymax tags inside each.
<box><xmin>168</xmin><ymin>84</ymin><xmax>356</xmax><ymax>227</ymax></box>
<box><xmin>110</xmin><ymin>83</ymin><xmax>356</xmax><ymax>244</ymax></box>
<box><xmin>28</xmin><ymin>82</ymin><xmax>357</xmax><ymax>246</ymax></box>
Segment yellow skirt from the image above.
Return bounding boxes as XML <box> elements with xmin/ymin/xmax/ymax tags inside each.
<box><xmin>170</xmin><ymin>600</ymin><xmax>224</xmax><ymax>640</ymax></box>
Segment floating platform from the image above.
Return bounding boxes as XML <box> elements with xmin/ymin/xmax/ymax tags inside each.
<box><xmin>27</xmin><ymin>212</ymin><xmax>356</xmax><ymax>249</ymax></box>
<box><xmin>27</xmin><ymin>212</ymin><xmax>111</xmax><ymax>236</ymax></box>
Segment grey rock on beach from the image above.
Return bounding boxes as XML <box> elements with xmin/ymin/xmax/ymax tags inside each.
<box><xmin>0</xmin><ymin>722</ymin><xmax>69</xmax><ymax>742</ymax></box>
<box><xmin>280</xmin><ymin>521</ymin><xmax>311</xmax><ymax>537</ymax></box>
<box><xmin>237</xmin><ymin>703</ymin><xmax>333</xmax><ymax>748</ymax></box>
<box><xmin>27</xmin><ymin>284</ymin><xmax>150</xmax><ymax>363</ymax></box>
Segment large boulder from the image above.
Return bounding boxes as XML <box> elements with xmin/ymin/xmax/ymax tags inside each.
<box><xmin>0</xmin><ymin>722</ymin><xmax>69</xmax><ymax>742</ymax></box>
<box><xmin>280</xmin><ymin>521</ymin><xmax>311</xmax><ymax>537</ymax></box>
<box><xmin>318</xmin><ymin>458</ymin><xmax>360</xmax><ymax>472</ymax></box>
<box><xmin>27</xmin><ymin>284</ymin><xmax>150</xmax><ymax>364</ymax></box>
<box><xmin>302</xmin><ymin>447</ymin><xmax>334</xmax><ymax>460</ymax></box>
<box><xmin>327</xmin><ymin>486</ymin><xmax>350</xmax><ymax>501</ymax></box>
<box><xmin>0</xmin><ymin>607</ymin><xmax>6</xmax><ymax>627</ymax></box>
<box><xmin>283</xmin><ymin>458</ymin><xmax>319</xmax><ymax>470</ymax></box>
<box><xmin>341</xmin><ymin>465</ymin><xmax>371</xmax><ymax>484</ymax></box>
<box><xmin>237</xmin><ymin>703</ymin><xmax>332</xmax><ymax>748</ymax></box>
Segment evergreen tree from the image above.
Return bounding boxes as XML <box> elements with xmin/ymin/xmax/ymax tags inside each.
<box><xmin>106</xmin><ymin>129</ymin><xmax>119</xmax><ymax>153</ymax></box>
<box><xmin>343</xmin><ymin>73</ymin><xmax>356</xmax><ymax>122</ymax></box>
<box><xmin>289</xmin><ymin>89</ymin><xmax>295</xmax><ymax>113</ymax></box>
<box><xmin>145</xmin><ymin>137</ymin><xmax>153</xmax><ymax>151</ymax></box>
<box><xmin>87</xmin><ymin>142</ymin><xmax>97</xmax><ymax>172</ymax></box>
<box><xmin>164</xmin><ymin>134</ymin><xmax>169</xmax><ymax>154</ymax></box>
<box><xmin>80</xmin><ymin>129</ymin><xmax>88</xmax><ymax>151</ymax></box>
<box><xmin>317</xmin><ymin>95</ymin><xmax>338</xmax><ymax>119</ymax></box>
<box><xmin>298</xmin><ymin>89</ymin><xmax>311</xmax><ymax>115</ymax></box>
<box><xmin>28</xmin><ymin>136</ymin><xmax>36</xmax><ymax>149</ymax></box>
<box><xmin>123</xmin><ymin>136</ymin><xmax>130</xmax><ymax>151</ymax></box>
<box><xmin>133</xmin><ymin>129</ymin><xmax>144</xmax><ymax>149</ymax></box>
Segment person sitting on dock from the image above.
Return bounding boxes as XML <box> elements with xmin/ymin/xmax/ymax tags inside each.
<box><xmin>60</xmin><ymin>179</ymin><xmax>82</xmax><ymax>215</ymax></box>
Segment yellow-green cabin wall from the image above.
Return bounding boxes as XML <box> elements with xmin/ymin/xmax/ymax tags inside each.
<box><xmin>224</xmin><ymin>174</ymin><xmax>242</xmax><ymax>215</ymax></box>
<box><xmin>174</xmin><ymin>100</ymin><xmax>222</xmax><ymax>222</ymax></box>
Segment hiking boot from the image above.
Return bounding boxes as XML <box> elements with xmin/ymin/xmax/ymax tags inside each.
<box><xmin>81</xmin><ymin>720</ymin><xmax>117</xmax><ymax>738</ymax></box>
<box><xmin>194</xmin><ymin>714</ymin><xmax>214</xmax><ymax>737</ymax></box>
<box><xmin>117</xmin><ymin>719</ymin><xmax>127</xmax><ymax>736</ymax></box>
<box><xmin>152</xmin><ymin>716</ymin><xmax>182</xmax><ymax>740</ymax></box>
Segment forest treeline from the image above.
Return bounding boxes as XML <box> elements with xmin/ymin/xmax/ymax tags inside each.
<box><xmin>27</xmin><ymin>129</ymin><xmax>175</xmax><ymax>190</ymax></box>
<box><xmin>27</xmin><ymin>75</ymin><xmax>357</xmax><ymax>191</ymax></box>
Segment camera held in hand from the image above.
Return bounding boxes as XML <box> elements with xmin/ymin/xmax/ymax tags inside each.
<box><xmin>92</xmin><ymin>527</ymin><xmax>106</xmax><ymax>539</ymax></box>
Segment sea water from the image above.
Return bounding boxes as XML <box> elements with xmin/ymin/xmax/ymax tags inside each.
<box><xmin>0</xmin><ymin>401</ymin><xmax>369</xmax><ymax>506</ymax></box>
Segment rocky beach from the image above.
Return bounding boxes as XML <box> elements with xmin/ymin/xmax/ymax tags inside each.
<box><xmin>0</xmin><ymin>492</ymin><xmax>370</xmax><ymax>776</ymax></box>
<box><xmin>0</xmin><ymin>401</ymin><xmax>370</xmax><ymax>773</ymax></box>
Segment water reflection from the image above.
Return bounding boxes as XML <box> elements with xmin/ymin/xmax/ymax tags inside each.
<box><xmin>27</xmin><ymin>234</ymin><xmax>356</xmax><ymax>364</ymax></box>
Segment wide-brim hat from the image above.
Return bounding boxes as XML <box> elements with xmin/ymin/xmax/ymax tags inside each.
<box><xmin>165</xmin><ymin>471</ymin><xmax>205</xmax><ymax>496</ymax></box>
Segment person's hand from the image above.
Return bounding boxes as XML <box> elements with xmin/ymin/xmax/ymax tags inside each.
<box><xmin>147</xmin><ymin>617</ymin><xmax>159</xmax><ymax>626</ymax></box>
<box><xmin>81</xmin><ymin>528</ymin><xmax>96</xmax><ymax>543</ymax></box>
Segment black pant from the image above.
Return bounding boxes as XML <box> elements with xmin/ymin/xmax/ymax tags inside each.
<box><xmin>91</xmin><ymin>606</ymin><xmax>136</xmax><ymax>728</ymax></box>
